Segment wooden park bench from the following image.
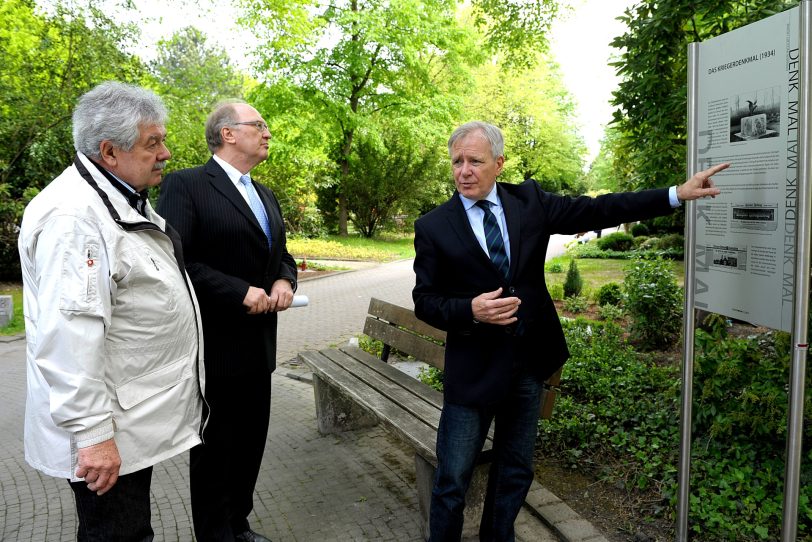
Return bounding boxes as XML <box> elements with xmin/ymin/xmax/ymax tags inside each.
<box><xmin>297</xmin><ymin>298</ymin><xmax>563</xmax><ymax>539</ymax></box>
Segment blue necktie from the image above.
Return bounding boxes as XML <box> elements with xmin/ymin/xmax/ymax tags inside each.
<box><xmin>476</xmin><ymin>200</ymin><xmax>509</xmax><ymax>279</ymax></box>
<box><xmin>240</xmin><ymin>175</ymin><xmax>272</xmax><ymax>248</ymax></box>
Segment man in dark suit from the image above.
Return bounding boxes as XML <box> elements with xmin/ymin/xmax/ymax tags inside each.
<box><xmin>412</xmin><ymin>121</ymin><xmax>728</xmax><ymax>541</ymax></box>
<box><xmin>157</xmin><ymin>101</ymin><xmax>297</xmax><ymax>542</ymax></box>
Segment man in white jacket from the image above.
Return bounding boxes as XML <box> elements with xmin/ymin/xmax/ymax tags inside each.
<box><xmin>18</xmin><ymin>82</ymin><xmax>206</xmax><ymax>541</ymax></box>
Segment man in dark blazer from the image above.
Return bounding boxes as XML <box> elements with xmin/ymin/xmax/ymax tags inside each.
<box><xmin>157</xmin><ymin>101</ymin><xmax>297</xmax><ymax>542</ymax></box>
<box><xmin>412</xmin><ymin>121</ymin><xmax>728</xmax><ymax>541</ymax></box>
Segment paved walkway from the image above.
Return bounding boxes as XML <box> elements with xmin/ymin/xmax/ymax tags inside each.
<box><xmin>0</xmin><ymin>258</ymin><xmax>607</xmax><ymax>541</ymax></box>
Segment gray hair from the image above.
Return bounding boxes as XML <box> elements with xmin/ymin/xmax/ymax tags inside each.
<box><xmin>205</xmin><ymin>100</ymin><xmax>245</xmax><ymax>153</ymax></box>
<box><xmin>72</xmin><ymin>82</ymin><xmax>167</xmax><ymax>160</ymax></box>
<box><xmin>447</xmin><ymin>121</ymin><xmax>505</xmax><ymax>159</ymax></box>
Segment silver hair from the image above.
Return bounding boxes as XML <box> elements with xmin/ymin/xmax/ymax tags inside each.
<box><xmin>72</xmin><ymin>82</ymin><xmax>167</xmax><ymax>159</ymax></box>
<box><xmin>447</xmin><ymin>121</ymin><xmax>505</xmax><ymax>159</ymax></box>
<box><xmin>205</xmin><ymin>100</ymin><xmax>245</xmax><ymax>153</ymax></box>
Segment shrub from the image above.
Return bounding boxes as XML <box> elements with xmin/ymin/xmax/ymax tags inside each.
<box><xmin>623</xmin><ymin>257</ymin><xmax>682</xmax><ymax>350</ymax></box>
<box><xmin>630</xmin><ymin>223</ymin><xmax>650</xmax><ymax>237</ymax></box>
<box><xmin>597</xmin><ymin>303</ymin><xmax>624</xmax><ymax>321</ymax></box>
<box><xmin>545</xmin><ymin>261</ymin><xmax>564</xmax><ymax>273</ymax></box>
<box><xmin>596</xmin><ymin>232</ymin><xmax>634</xmax><ymax>252</ymax></box>
<box><xmin>596</xmin><ymin>282</ymin><xmax>623</xmax><ymax>307</ymax></box>
<box><xmin>563</xmin><ymin>259</ymin><xmax>583</xmax><ymax>298</ymax></box>
<box><xmin>548</xmin><ymin>283</ymin><xmax>564</xmax><ymax>301</ymax></box>
<box><xmin>563</xmin><ymin>295</ymin><xmax>588</xmax><ymax>313</ymax></box>
<box><xmin>655</xmin><ymin>233</ymin><xmax>684</xmax><ymax>251</ymax></box>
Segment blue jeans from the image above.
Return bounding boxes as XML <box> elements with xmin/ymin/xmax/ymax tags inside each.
<box><xmin>430</xmin><ymin>373</ymin><xmax>542</xmax><ymax>542</ymax></box>
<box><xmin>69</xmin><ymin>466</ymin><xmax>154</xmax><ymax>542</ymax></box>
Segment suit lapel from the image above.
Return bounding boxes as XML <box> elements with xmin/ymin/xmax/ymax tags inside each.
<box><xmin>443</xmin><ymin>193</ymin><xmax>501</xmax><ymax>276</ymax></box>
<box><xmin>498</xmin><ymin>184</ymin><xmax>522</xmax><ymax>281</ymax></box>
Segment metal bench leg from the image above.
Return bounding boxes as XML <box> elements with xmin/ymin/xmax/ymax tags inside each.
<box><xmin>312</xmin><ymin>375</ymin><xmax>378</xmax><ymax>434</ymax></box>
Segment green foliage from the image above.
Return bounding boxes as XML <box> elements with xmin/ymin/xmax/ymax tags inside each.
<box><xmin>563</xmin><ymin>259</ymin><xmax>583</xmax><ymax>298</ymax></box>
<box><xmin>686</xmin><ymin>329</ymin><xmax>812</xmax><ymax>539</ymax></box>
<box><xmin>150</xmin><ymin>26</ymin><xmax>246</xmax><ymax>173</ymax></box>
<box><xmin>630</xmin><ymin>223</ymin><xmax>649</xmax><ymax>237</ymax></box>
<box><xmin>0</xmin><ymin>0</ymin><xmax>145</xmax><ymax>279</ymax></box>
<box><xmin>548</xmin><ymin>283</ymin><xmax>564</xmax><ymax>301</ymax></box>
<box><xmin>562</xmin><ymin>295</ymin><xmax>587</xmax><ymax>314</ymax></box>
<box><xmin>358</xmin><ymin>334</ymin><xmax>384</xmax><ymax>358</ymax></box>
<box><xmin>0</xmin><ymin>0</ymin><xmax>145</xmax><ymax>194</ymax></box>
<box><xmin>611</xmin><ymin>0</ymin><xmax>795</xmax><ymax>191</ymax></box>
<box><xmin>596</xmin><ymin>232</ymin><xmax>633</xmax><ymax>252</ymax></box>
<box><xmin>469</xmin><ymin>0</ymin><xmax>560</xmax><ymax>70</ymax></box>
<box><xmin>343</xmin><ymin>120</ymin><xmax>448</xmax><ymax>237</ymax></box>
<box><xmin>567</xmin><ymin>238</ymin><xmax>684</xmax><ymax>261</ymax></box>
<box><xmin>596</xmin><ymin>282</ymin><xmax>623</xmax><ymax>307</ymax></box>
<box><xmin>539</xmin><ymin>318</ymin><xmax>812</xmax><ymax>539</ymax></box>
<box><xmin>623</xmin><ymin>257</ymin><xmax>682</xmax><ymax>350</ymax></box>
<box><xmin>654</xmin><ymin>233</ymin><xmax>684</xmax><ymax>252</ymax></box>
<box><xmin>597</xmin><ymin>303</ymin><xmax>624</xmax><ymax>321</ymax></box>
<box><xmin>244</xmin><ymin>0</ymin><xmax>479</xmax><ymax>235</ymax></box>
<box><xmin>545</xmin><ymin>261</ymin><xmax>563</xmax><ymax>273</ymax></box>
<box><xmin>461</xmin><ymin>52</ymin><xmax>586</xmax><ymax>193</ymax></box>
<box><xmin>418</xmin><ymin>365</ymin><xmax>444</xmax><ymax>392</ymax></box>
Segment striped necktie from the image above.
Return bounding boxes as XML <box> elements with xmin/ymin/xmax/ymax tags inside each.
<box><xmin>476</xmin><ymin>200</ymin><xmax>509</xmax><ymax>279</ymax></box>
<box><xmin>240</xmin><ymin>174</ymin><xmax>272</xmax><ymax>248</ymax></box>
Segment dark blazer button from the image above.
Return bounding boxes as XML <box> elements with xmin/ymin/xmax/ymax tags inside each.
<box><xmin>508</xmin><ymin>287</ymin><xmax>516</xmax><ymax>294</ymax></box>
<box><xmin>504</xmin><ymin>327</ymin><xmax>514</xmax><ymax>336</ymax></box>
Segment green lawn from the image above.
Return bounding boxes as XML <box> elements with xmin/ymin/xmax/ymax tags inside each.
<box><xmin>545</xmin><ymin>256</ymin><xmax>685</xmax><ymax>296</ymax></box>
<box><xmin>0</xmin><ymin>284</ymin><xmax>24</xmax><ymax>336</ymax></box>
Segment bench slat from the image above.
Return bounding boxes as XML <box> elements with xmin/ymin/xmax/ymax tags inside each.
<box><xmin>363</xmin><ymin>318</ymin><xmax>446</xmax><ymax>370</ymax></box>
<box><xmin>367</xmin><ymin>299</ymin><xmax>447</xmax><ymax>342</ymax></box>
<box><xmin>342</xmin><ymin>345</ymin><xmax>444</xmax><ymax>410</ymax></box>
<box><xmin>299</xmin><ymin>350</ymin><xmax>439</xmax><ymax>462</ymax></box>
<box><xmin>335</xmin><ymin>346</ymin><xmax>495</xmax><ymax>444</ymax></box>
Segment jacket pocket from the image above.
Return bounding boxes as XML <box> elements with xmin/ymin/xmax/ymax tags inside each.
<box><xmin>115</xmin><ymin>356</ymin><xmax>193</xmax><ymax>410</ymax></box>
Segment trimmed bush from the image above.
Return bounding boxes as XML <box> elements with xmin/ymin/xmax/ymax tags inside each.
<box><xmin>655</xmin><ymin>233</ymin><xmax>684</xmax><ymax>251</ymax></box>
<box><xmin>596</xmin><ymin>232</ymin><xmax>633</xmax><ymax>252</ymax></box>
<box><xmin>596</xmin><ymin>282</ymin><xmax>623</xmax><ymax>307</ymax></box>
<box><xmin>563</xmin><ymin>259</ymin><xmax>583</xmax><ymax>298</ymax></box>
<box><xmin>630</xmin><ymin>223</ymin><xmax>650</xmax><ymax>237</ymax></box>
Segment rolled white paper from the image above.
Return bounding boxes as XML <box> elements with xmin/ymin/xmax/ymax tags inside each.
<box><xmin>291</xmin><ymin>294</ymin><xmax>309</xmax><ymax>308</ymax></box>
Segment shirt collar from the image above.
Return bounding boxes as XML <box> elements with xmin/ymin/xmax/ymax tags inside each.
<box><xmin>212</xmin><ymin>153</ymin><xmax>245</xmax><ymax>185</ymax></box>
<box><xmin>459</xmin><ymin>183</ymin><xmax>500</xmax><ymax>212</ymax></box>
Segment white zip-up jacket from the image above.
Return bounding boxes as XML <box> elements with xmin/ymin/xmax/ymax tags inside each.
<box><xmin>18</xmin><ymin>152</ymin><xmax>206</xmax><ymax>480</ymax></box>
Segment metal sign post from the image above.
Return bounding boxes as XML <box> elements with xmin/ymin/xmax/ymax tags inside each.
<box><xmin>783</xmin><ymin>2</ymin><xmax>812</xmax><ymax>539</ymax></box>
<box><xmin>677</xmin><ymin>41</ymin><xmax>701</xmax><ymax>542</ymax></box>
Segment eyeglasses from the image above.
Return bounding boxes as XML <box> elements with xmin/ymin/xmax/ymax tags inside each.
<box><xmin>232</xmin><ymin>121</ymin><xmax>269</xmax><ymax>133</ymax></box>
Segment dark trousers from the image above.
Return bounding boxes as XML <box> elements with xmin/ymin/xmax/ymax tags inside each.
<box><xmin>69</xmin><ymin>466</ymin><xmax>154</xmax><ymax>542</ymax></box>
<box><xmin>429</xmin><ymin>373</ymin><xmax>542</xmax><ymax>542</ymax></box>
<box><xmin>191</xmin><ymin>370</ymin><xmax>272</xmax><ymax>542</ymax></box>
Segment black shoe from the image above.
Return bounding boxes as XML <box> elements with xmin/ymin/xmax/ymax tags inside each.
<box><xmin>234</xmin><ymin>530</ymin><xmax>271</xmax><ymax>542</ymax></box>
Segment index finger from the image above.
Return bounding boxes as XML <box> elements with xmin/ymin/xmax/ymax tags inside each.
<box><xmin>703</xmin><ymin>162</ymin><xmax>730</xmax><ymax>176</ymax></box>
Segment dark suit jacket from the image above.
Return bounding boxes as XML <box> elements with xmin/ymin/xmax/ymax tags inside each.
<box><xmin>157</xmin><ymin>158</ymin><xmax>297</xmax><ymax>377</ymax></box>
<box><xmin>412</xmin><ymin>179</ymin><xmax>672</xmax><ymax>407</ymax></box>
